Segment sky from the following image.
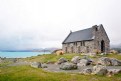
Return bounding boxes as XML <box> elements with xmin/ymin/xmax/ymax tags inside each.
<box><xmin>0</xmin><ymin>0</ymin><xmax>121</xmax><ymax>50</ymax></box>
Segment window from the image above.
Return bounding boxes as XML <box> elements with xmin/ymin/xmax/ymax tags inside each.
<box><xmin>78</xmin><ymin>46</ymin><xmax>80</xmax><ymax>53</ymax></box>
<box><xmin>87</xmin><ymin>46</ymin><xmax>89</xmax><ymax>53</ymax></box>
<box><xmin>97</xmin><ymin>41</ymin><xmax>100</xmax><ymax>46</ymax></box>
<box><xmin>65</xmin><ymin>47</ymin><xmax>67</xmax><ymax>53</ymax></box>
<box><xmin>67</xmin><ymin>43</ymin><xmax>69</xmax><ymax>47</ymax></box>
<box><xmin>83</xmin><ymin>41</ymin><xmax>85</xmax><ymax>46</ymax></box>
<box><xmin>75</xmin><ymin>42</ymin><xmax>77</xmax><ymax>46</ymax></box>
<box><xmin>71</xmin><ymin>47</ymin><xmax>73</xmax><ymax>53</ymax></box>
<box><xmin>95</xmin><ymin>27</ymin><xmax>98</xmax><ymax>31</ymax></box>
<box><xmin>80</xmin><ymin>42</ymin><xmax>82</xmax><ymax>46</ymax></box>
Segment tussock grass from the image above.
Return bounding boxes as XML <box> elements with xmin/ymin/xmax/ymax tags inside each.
<box><xmin>1</xmin><ymin>53</ymin><xmax>121</xmax><ymax>81</ymax></box>
<box><xmin>24</xmin><ymin>53</ymin><xmax>84</xmax><ymax>63</ymax></box>
<box><xmin>0</xmin><ymin>65</ymin><xmax>121</xmax><ymax>81</ymax></box>
<box><xmin>23</xmin><ymin>53</ymin><xmax>121</xmax><ymax>63</ymax></box>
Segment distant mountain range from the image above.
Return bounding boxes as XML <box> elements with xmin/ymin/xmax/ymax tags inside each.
<box><xmin>111</xmin><ymin>44</ymin><xmax>121</xmax><ymax>49</ymax></box>
<box><xmin>0</xmin><ymin>47</ymin><xmax>60</xmax><ymax>53</ymax></box>
<box><xmin>1</xmin><ymin>44</ymin><xmax>121</xmax><ymax>52</ymax></box>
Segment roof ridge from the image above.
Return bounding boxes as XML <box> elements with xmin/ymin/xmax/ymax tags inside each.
<box><xmin>72</xmin><ymin>27</ymin><xmax>92</xmax><ymax>33</ymax></box>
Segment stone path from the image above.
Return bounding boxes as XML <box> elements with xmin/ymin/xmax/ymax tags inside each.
<box><xmin>43</xmin><ymin>64</ymin><xmax>121</xmax><ymax>73</ymax></box>
<box><xmin>8</xmin><ymin>61</ymin><xmax>30</xmax><ymax>66</ymax></box>
<box><xmin>8</xmin><ymin>62</ymin><xmax>121</xmax><ymax>73</ymax></box>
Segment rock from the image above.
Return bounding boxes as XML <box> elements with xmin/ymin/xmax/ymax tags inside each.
<box><xmin>97</xmin><ymin>57</ymin><xmax>111</xmax><ymax>66</ymax></box>
<box><xmin>108</xmin><ymin>69</ymin><xmax>121</xmax><ymax>75</ymax></box>
<box><xmin>98</xmin><ymin>57</ymin><xmax>121</xmax><ymax>66</ymax></box>
<box><xmin>82</xmin><ymin>56</ymin><xmax>93</xmax><ymax>64</ymax></box>
<box><xmin>92</xmin><ymin>65</ymin><xmax>108</xmax><ymax>75</ymax></box>
<box><xmin>56</xmin><ymin>57</ymin><xmax>67</xmax><ymax>64</ymax></box>
<box><xmin>77</xmin><ymin>59</ymin><xmax>90</xmax><ymax>67</ymax></box>
<box><xmin>110</xmin><ymin>58</ymin><xmax>121</xmax><ymax>66</ymax></box>
<box><xmin>71</xmin><ymin>56</ymin><xmax>81</xmax><ymax>64</ymax></box>
<box><xmin>77</xmin><ymin>58</ymin><xmax>93</xmax><ymax>66</ymax></box>
<box><xmin>81</xmin><ymin>68</ymin><xmax>92</xmax><ymax>75</ymax></box>
<box><xmin>30</xmin><ymin>62</ymin><xmax>41</xmax><ymax>68</ymax></box>
<box><xmin>60</xmin><ymin>62</ymin><xmax>77</xmax><ymax>70</ymax></box>
<box><xmin>42</xmin><ymin>63</ymin><xmax>48</xmax><ymax>68</ymax></box>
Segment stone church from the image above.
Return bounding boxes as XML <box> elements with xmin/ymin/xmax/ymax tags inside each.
<box><xmin>62</xmin><ymin>24</ymin><xmax>110</xmax><ymax>54</ymax></box>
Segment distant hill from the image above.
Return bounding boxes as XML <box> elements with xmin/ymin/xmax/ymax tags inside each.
<box><xmin>111</xmin><ymin>44</ymin><xmax>121</xmax><ymax>53</ymax></box>
<box><xmin>0</xmin><ymin>47</ymin><xmax>60</xmax><ymax>53</ymax></box>
<box><xmin>111</xmin><ymin>44</ymin><xmax>121</xmax><ymax>48</ymax></box>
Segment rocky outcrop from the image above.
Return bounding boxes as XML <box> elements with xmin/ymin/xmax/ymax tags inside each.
<box><xmin>71</xmin><ymin>56</ymin><xmax>81</xmax><ymax>64</ymax></box>
<box><xmin>30</xmin><ymin>62</ymin><xmax>41</xmax><ymax>68</ymax></box>
<box><xmin>97</xmin><ymin>57</ymin><xmax>111</xmax><ymax>66</ymax></box>
<box><xmin>60</xmin><ymin>62</ymin><xmax>77</xmax><ymax>70</ymax></box>
<box><xmin>107</xmin><ymin>69</ymin><xmax>121</xmax><ymax>76</ymax></box>
<box><xmin>97</xmin><ymin>57</ymin><xmax>121</xmax><ymax>66</ymax></box>
<box><xmin>81</xmin><ymin>68</ymin><xmax>92</xmax><ymax>75</ymax></box>
<box><xmin>56</xmin><ymin>57</ymin><xmax>67</xmax><ymax>64</ymax></box>
<box><xmin>42</xmin><ymin>63</ymin><xmax>48</xmax><ymax>68</ymax></box>
<box><xmin>77</xmin><ymin>58</ymin><xmax>92</xmax><ymax>67</ymax></box>
<box><xmin>77</xmin><ymin>59</ymin><xmax>89</xmax><ymax>67</ymax></box>
<box><xmin>92</xmin><ymin>65</ymin><xmax>108</xmax><ymax>75</ymax></box>
<box><xmin>52</xmin><ymin>49</ymin><xmax>64</xmax><ymax>55</ymax></box>
<box><xmin>111</xmin><ymin>58</ymin><xmax>121</xmax><ymax>66</ymax></box>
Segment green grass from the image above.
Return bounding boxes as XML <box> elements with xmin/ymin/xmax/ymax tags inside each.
<box><xmin>0</xmin><ymin>65</ymin><xmax>121</xmax><ymax>81</ymax></box>
<box><xmin>24</xmin><ymin>53</ymin><xmax>84</xmax><ymax>63</ymax></box>
<box><xmin>1</xmin><ymin>53</ymin><xmax>121</xmax><ymax>81</ymax></box>
<box><xmin>106</xmin><ymin>54</ymin><xmax>121</xmax><ymax>60</ymax></box>
<box><xmin>23</xmin><ymin>53</ymin><xmax>121</xmax><ymax>63</ymax></box>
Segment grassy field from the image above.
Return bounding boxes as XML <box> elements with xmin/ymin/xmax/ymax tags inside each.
<box><xmin>0</xmin><ymin>53</ymin><xmax>121</xmax><ymax>81</ymax></box>
<box><xmin>23</xmin><ymin>53</ymin><xmax>121</xmax><ymax>63</ymax></box>
<box><xmin>0</xmin><ymin>65</ymin><xmax>121</xmax><ymax>81</ymax></box>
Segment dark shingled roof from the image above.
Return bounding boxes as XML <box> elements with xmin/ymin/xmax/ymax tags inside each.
<box><xmin>62</xmin><ymin>27</ymin><xmax>94</xmax><ymax>44</ymax></box>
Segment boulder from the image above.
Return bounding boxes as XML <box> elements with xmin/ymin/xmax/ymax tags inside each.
<box><xmin>110</xmin><ymin>58</ymin><xmax>121</xmax><ymax>66</ymax></box>
<box><xmin>97</xmin><ymin>57</ymin><xmax>111</xmax><ymax>66</ymax></box>
<box><xmin>77</xmin><ymin>59</ymin><xmax>88</xmax><ymax>67</ymax></box>
<box><xmin>30</xmin><ymin>62</ymin><xmax>41</xmax><ymax>68</ymax></box>
<box><xmin>108</xmin><ymin>69</ymin><xmax>121</xmax><ymax>75</ymax></box>
<box><xmin>82</xmin><ymin>56</ymin><xmax>93</xmax><ymax>64</ymax></box>
<box><xmin>71</xmin><ymin>56</ymin><xmax>81</xmax><ymax>64</ymax></box>
<box><xmin>77</xmin><ymin>58</ymin><xmax>92</xmax><ymax>67</ymax></box>
<box><xmin>56</xmin><ymin>57</ymin><xmax>67</xmax><ymax>64</ymax></box>
<box><xmin>42</xmin><ymin>63</ymin><xmax>48</xmax><ymax>68</ymax></box>
<box><xmin>92</xmin><ymin>65</ymin><xmax>108</xmax><ymax>75</ymax></box>
<box><xmin>98</xmin><ymin>57</ymin><xmax>121</xmax><ymax>66</ymax></box>
<box><xmin>81</xmin><ymin>68</ymin><xmax>92</xmax><ymax>75</ymax></box>
<box><xmin>60</xmin><ymin>62</ymin><xmax>77</xmax><ymax>70</ymax></box>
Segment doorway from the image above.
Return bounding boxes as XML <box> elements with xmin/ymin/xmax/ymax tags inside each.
<box><xmin>101</xmin><ymin>40</ymin><xmax>105</xmax><ymax>53</ymax></box>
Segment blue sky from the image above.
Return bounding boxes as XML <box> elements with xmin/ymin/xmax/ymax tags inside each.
<box><xmin>0</xmin><ymin>0</ymin><xmax>121</xmax><ymax>50</ymax></box>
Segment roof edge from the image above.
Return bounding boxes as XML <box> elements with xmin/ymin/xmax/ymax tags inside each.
<box><xmin>62</xmin><ymin>39</ymin><xmax>94</xmax><ymax>44</ymax></box>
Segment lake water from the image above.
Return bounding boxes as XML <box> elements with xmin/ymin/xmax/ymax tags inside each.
<box><xmin>0</xmin><ymin>52</ymin><xmax>50</xmax><ymax>58</ymax></box>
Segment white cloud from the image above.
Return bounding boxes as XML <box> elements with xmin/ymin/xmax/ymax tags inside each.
<box><xmin>0</xmin><ymin>0</ymin><xmax>121</xmax><ymax>50</ymax></box>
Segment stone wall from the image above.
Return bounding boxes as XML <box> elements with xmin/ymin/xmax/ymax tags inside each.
<box><xmin>62</xmin><ymin>25</ymin><xmax>110</xmax><ymax>54</ymax></box>
<box><xmin>92</xmin><ymin>25</ymin><xmax>110</xmax><ymax>53</ymax></box>
<box><xmin>62</xmin><ymin>40</ymin><xmax>95</xmax><ymax>53</ymax></box>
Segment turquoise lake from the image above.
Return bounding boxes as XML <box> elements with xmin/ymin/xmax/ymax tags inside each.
<box><xmin>0</xmin><ymin>52</ymin><xmax>50</xmax><ymax>58</ymax></box>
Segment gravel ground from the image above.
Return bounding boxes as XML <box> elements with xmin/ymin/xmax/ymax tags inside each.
<box><xmin>43</xmin><ymin>64</ymin><xmax>121</xmax><ymax>73</ymax></box>
<box><xmin>8</xmin><ymin>62</ymin><xmax>121</xmax><ymax>73</ymax></box>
